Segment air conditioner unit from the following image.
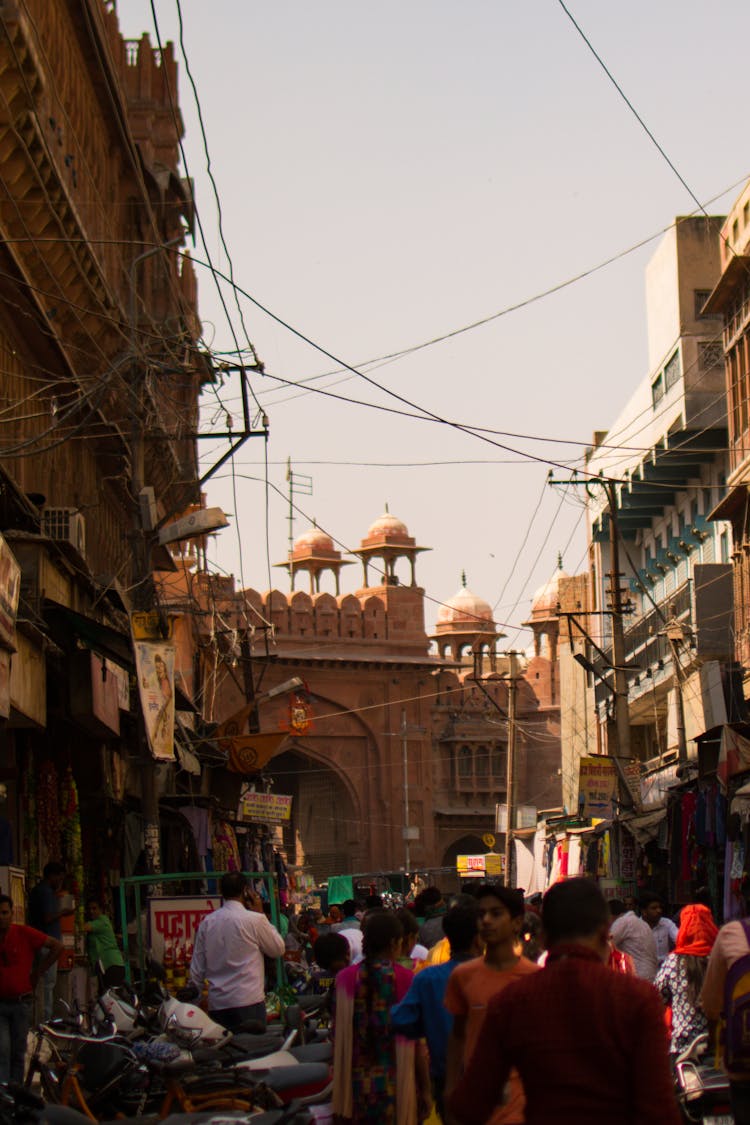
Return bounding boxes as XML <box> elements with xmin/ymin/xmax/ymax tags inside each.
<box><xmin>42</xmin><ymin>507</ymin><xmax>86</xmax><ymax>557</ymax></box>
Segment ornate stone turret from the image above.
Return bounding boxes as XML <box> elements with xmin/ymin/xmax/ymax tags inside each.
<box><xmin>524</xmin><ymin>555</ymin><xmax>568</xmax><ymax>663</ymax></box>
<box><xmin>274</xmin><ymin>523</ymin><xmax>352</xmax><ymax>594</ymax></box>
<box><xmin>351</xmin><ymin>505</ymin><xmax>430</xmax><ymax>588</ymax></box>
<box><xmin>431</xmin><ymin>573</ymin><xmax>503</xmax><ymax>671</ymax></box>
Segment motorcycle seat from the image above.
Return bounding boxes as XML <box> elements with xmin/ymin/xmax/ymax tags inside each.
<box><xmin>289</xmin><ymin>1043</ymin><xmax>332</xmax><ymax>1064</ymax></box>
<box><xmin>255</xmin><ymin>1062</ymin><xmax>330</xmax><ymax>1093</ymax></box>
<box><xmin>227</xmin><ymin>1032</ymin><xmax>286</xmax><ymax>1057</ymax></box>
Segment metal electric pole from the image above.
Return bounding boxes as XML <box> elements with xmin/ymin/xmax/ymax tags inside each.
<box><xmin>503</xmin><ymin>652</ymin><xmax>519</xmax><ymax>886</ymax></box>
<box><xmin>400</xmin><ymin>708</ymin><xmax>426</xmax><ymax>874</ymax></box>
<box><xmin>128</xmin><ymin>238</ymin><xmax>182</xmax><ymax>884</ymax></box>
<box><xmin>605</xmin><ymin>482</ymin><xmax>632</xmax><ymax>764</ymax></box>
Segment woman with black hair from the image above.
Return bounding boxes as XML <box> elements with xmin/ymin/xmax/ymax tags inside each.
<box><xmin>332</xmin><ymin>909</ymin><xmax>424</xmax><ymax>1123</ymax></box>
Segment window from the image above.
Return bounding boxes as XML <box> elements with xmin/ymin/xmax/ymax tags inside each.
<box><xmin>744</xmin><ymin>202</ymin><xmax>750</xmax><ymax>227</ymax></box>
<box><xmin>694</xmin><ymin>290</ymin><xmax>712</xmax><ymax>319</ymax></box>
<box><xmin>733</xmin><ymin>219</ymin><xmax>740</xmax><ymax>245</ymax></box>
<box><xmin>721</xmin><ymin>531</ymin><xmax>731</xmax><ymax>563</ymax></box>
<box><xmin>492</xmin><ymin>747</ymin><xmax>504</xmax><ymax>776</ymax></box>
<box><xmin>475</xmin><ymin>746</ymin><xmax>489</xmax><ymax>777</ymax></box>
<box><xmin>458</xmin><ymin>746</ymin><xmax>472</xmax><ymax>778</ymax></box>
<box><xmin>698</xmin><ymin>340</ymin><xmax>724</xmax><ymax>372</ymax></box>
<box><xmin>652</xmin><ymin>374</ymin><xmax>664</xmax><ymax>408</ymax></box>
<box><xmin>664</xmin><ymin>350</ymin><xmax>681</xmax><ymax>390</ymax></box>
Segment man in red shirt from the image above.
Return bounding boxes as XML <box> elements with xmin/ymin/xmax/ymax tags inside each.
<box><xmin>447</xmin><ymin>878</ymin><xmax>681</xmax><ymax>1125</ymax></box>
<box><xmin>0</xmin><ymin>893</ymin><xmax>62</xmax><ymax>1083</ymax></box>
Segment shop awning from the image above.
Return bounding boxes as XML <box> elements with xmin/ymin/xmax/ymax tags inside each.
<box><xmin>43</xmin><ymin>601</ymin><xmax>132</xmax><ymax>668</ymax></box>
<box><xmin>622</xmin><ymin>808</ymin><xmax>667</xmax><ymax>845</ymax></box>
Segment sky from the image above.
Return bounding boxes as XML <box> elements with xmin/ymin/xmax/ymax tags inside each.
<box><xmin>122</xmin><ymin>0</ymin><xmax>750</xmax><ymax>646</ymax></box>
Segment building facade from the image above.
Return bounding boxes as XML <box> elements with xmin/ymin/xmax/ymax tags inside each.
<box><xmin>585</xmin><ymin>216</ymin><xmax>735</xmax><ymax>797</ymax></box>
<box><xmin>192</xmin><ymin>514</ymin><xmax>563</xmax><ymax>882</ymax></box>
<box><xmin>0</xmin><ymin>1</ymin><xmax>209</xmax><ymax>916</ymax></box>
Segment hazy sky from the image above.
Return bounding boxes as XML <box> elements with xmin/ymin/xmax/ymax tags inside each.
<box><xmin>123</xmin><ymin>0</ymin><xmax>749</xmax><ymax>645</ymax></box>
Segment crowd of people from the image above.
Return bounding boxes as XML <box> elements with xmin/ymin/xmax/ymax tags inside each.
<box><xmin>278</xmin><ymin>880</ymin><xmax>749</xmax><ymax>1123</ymax></box>
<box><xmin>180</xmin><ymin>871</ymin><xmax>750</xmax><ymax>1123</ymax></box>
<box><xmin>3</xmin><ymin>865</ymin><xmax>750</xmax><ymax>1122</ymax></box>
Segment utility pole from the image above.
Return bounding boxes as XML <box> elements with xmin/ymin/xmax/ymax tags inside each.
<box><xmin>129</xmin><ymin>237</ymin><xmax>182</xmax><ymax>884</ymax></box>
<box><xmin>605</xmin><ymin>482</ymin><xmax>632</xmax><ymax>764</ymax></box>
<box><xmin>503</xmin><ymin>652</ymin><xmax>519</xmax><ymax>886</ymax></box>
<box><xmin>402</xmin><ymin>707</ymin><xmax>410</xmax><ymax>872</ymax></box>
<box><xmin>400</xmin><ymin>708</ymin><xmax>426</xmax><ymax>874</ymax></box>
<box><xmin>549</xmin><ymin>473</ymin><xmax>637</xmax><ymax>810</ymax></box>
<box><xmin>664</xmin><ymin>615</ymin><xmax>689</xmax><ymax>762</ymax></box>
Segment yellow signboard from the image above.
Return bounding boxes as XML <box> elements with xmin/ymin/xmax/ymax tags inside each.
<box><xmin>485</xmin><ymin>853</ymin><xmax>503</xmax><ymax>877</ymax></box>
<box><xmin>578</xmin><ymin>755</ymin><xmax>618</xmax><ymax>818</ymax></box>
<box><xmin>240</xmin><ymin>791</ymin><xmax>293</xmax><ymax>823</ymax></box>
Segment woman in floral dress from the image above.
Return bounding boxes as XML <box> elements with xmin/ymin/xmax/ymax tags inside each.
<box><xmin>332</xmin><ymin>909</ymin><xmax>425</xmax><ymax>1124</ymax></box>
<box><xmin>654</xmin><ymin>902</ymin><xmax>719</xmax><ymax>1057</ymax></box>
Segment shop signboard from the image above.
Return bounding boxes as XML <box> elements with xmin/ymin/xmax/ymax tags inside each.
<box><xmin>578</xmin><ymin>756</ymin><xmax>618</xmax><ymax>817</ymax></box>
<box><xmin>495</xmin><ymin>804</ymin><xmax>537</xmax><ymax>832</ymax></box>
<box><xmin>640</xmin><ymin>763</ymin><xmax>679</xmax><ymax>808</ymax></box>
<box><xmin>485</xmin><ymin>853</ymin><xmax>503</xmax><ymax>877</ymax></box>
<box><xmin>456</xmin><ymin>855</ymin><xmax>486</xmax><ymax>878</ymax></box>
<box><xmin>0</xmin><ymin>533</ymin><xmax>20</xmax><ymax>652</ymax></box>
<box><xmin>149</xmin><ymin>895</ymin><xmax>220</xmax><ymax>960</ymax></box>
<box><xmin>239</xmin><ymin>791</ymin><xmax>293</xmax><ymax>823</ymax></box>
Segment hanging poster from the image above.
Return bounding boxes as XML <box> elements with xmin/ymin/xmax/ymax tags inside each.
<box><xmin>578</xmin><ymin>756</ymin><xmax>618</xmax><ymax>818</ymax></box>
<box><xmin>134</xmin><ymin>640</ymin><xmax>176</xmax><ymax>761</ymax></box>
<box><xmin>0</xmin><ymin>533</ymin><xmax>20</xmax><ymax>651</ymax></box>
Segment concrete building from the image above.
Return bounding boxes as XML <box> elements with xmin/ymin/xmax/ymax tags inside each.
<box><xmin>705</xmin><ymin>180</ymin><xmax>750</xmax><ymax>687</ymax></box>
<box><xmin>586</xmin><ymin>216</ymin><xmax>735</xmax><ymax>799</ymax></box>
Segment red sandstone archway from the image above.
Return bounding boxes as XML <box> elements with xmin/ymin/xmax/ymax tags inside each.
<box><xmin>265</xmin><ymin>743</ymin><xmax>367</xmax><ymax>882</ymax></box>
<box><xmin>441</xmin><ymin>834</ymin><xmax>486</xmax><ymax>868</ymax></box>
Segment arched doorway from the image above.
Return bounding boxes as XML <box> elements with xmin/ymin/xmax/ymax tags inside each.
<box><xmin>266</xmin><ymin>747</ymin><xmax>361</xmax><ymax>882</ymax></box>
<box><xmin>442</xmin><ymin>834</ymin><xmax>486</xmax><ymax>868</ymax></box>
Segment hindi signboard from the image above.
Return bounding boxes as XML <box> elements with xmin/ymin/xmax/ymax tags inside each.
<box><xmin>578</xmin><ymin>756</ymin><xmax>618</xmax><ymax>818</ymax></box>
<box><xmin>456</xmin><ymin>855</ymin><xmax>487</xmax><ymax>878</ymax></box>
<box><xmin>0</xmin><ymin>534</ymin><xmax>20</xmax><ymax>652</ymax></box>
<box><xmin>148</xmin><ymin>895</ymin><xmax>220</xmax><ymax>960</ymax></box>
<box><xmin>239</xmin><ymin>791</ymin><xmax>293</xmax><ymax>823</ymax></box>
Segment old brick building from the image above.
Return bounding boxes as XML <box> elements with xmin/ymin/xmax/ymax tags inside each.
<box><xmin>194</xmin><ymin>513</ymin><xmax>563</xmax><ymax>880</ymax></box>
<box><xmin>0</xmin><ymin>1</ymin><xmax>208</xmax><ymax>901</ymax></box>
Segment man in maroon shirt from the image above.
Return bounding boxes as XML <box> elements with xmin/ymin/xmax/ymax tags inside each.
<box><xmin>0</xmin><ymin>893</ymin><xmax>62</xmax><ymax>1083</ymax></box>
<box><xmin>448</xmin><ymin>878</ymin><xmax>681</xmax><ymax>1125</ymax></box>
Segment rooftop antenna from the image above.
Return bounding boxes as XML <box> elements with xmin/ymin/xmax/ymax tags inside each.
<box><xmin>285</xmin><ymin>457</ymin><xmax>313</xmax><ymax>591</ymax></box>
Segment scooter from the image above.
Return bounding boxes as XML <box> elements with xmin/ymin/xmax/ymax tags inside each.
<box><xmin>674</xmin><ymin>1034</ymin><xmax>732</xmax><ymax>1124</ymax></box>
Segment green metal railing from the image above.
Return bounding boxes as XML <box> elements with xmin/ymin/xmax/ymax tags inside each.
<box><xmin>118</xmin><ymin>870</ymin><xmax>284</xmax><ymax>989</ymax></box>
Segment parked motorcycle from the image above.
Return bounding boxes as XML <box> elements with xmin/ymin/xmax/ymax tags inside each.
<box><xmin>674</xmin><ymin>1034</ymin><xmax>732</xmax><ymax>1124</ymax></box>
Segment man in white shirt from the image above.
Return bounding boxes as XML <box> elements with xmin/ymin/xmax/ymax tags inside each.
<box><xmin>641</xmin><ymin>893</ymin><xmax>678</xmax><ymax>966</ymax></box>
<box><xmin>609</xmin><ymin>899</ymin><xmax>658</xmax><ymax>982</ymax></box>
<box><xmin>190</xmin><ymin>872</ymin><xmax>285</xmax><ymax>1029</ymax></box>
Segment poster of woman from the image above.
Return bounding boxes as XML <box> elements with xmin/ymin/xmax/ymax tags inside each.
<box><xmin>134</xmin><ymin>641</ymin><xmax>176</xmax><ymax>760</ymax></box>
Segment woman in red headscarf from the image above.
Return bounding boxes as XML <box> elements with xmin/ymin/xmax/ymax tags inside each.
<box><xmin>654</xmin><ymin>903</ymin><xmax>719</xmax><ymax>1057</ymax></box>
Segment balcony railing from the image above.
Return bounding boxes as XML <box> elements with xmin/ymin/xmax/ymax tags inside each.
<box><xmin>593</xmin><ymin>581</ymin><xmax>692</xmax><ymax>706</ymax></box>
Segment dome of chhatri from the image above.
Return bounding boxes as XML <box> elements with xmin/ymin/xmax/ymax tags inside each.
<box><xmin>531</xmin><ymin>560</ymin><xmax>569</xmax><ymax>616</ymax></box>
<box><xmin>435</xmin><ymin>574</ymin><xmax>496</xmax><ymax>634</ymax></box>
<box><xmin>292</xmin><ymin>524</ymin><xmax>336</xmax><ymax>557</ymax></box>
<box><xmin>366</xmin><ymin>508</ymin><xmax>410</xmax><ymax>543</ymax></box>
